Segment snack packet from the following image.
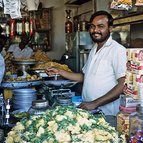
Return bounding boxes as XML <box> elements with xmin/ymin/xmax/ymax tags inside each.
<box><xmin>135</xmin><ymin>0</ymin><xmax>143</xmax><ymax>6</ymax></box>
<box><xmin>0</xmin><ymin>0</ymin><xmax>3</xmax><ymax>7</ymax></box>
<box><xmin>110</xmin><ymin>0</ymin><xmax>132</xmax><ymax>10</ymax></box>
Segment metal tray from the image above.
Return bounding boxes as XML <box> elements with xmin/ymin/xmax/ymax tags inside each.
<box><xmin>0</xmin><ymin>80</ymin><xmax>43</xmax><ymax>89</ymax></box>
<box><xmin>12</xmin><ymin>59</ymin><xmax>38</xmax><ymax>65</ymax></box>
<box><xmin>44</xmin><ymin>80</ymin><xmax>78</xmax><ymax>87</ymax></box>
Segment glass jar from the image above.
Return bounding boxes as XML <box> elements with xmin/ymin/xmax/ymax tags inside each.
<box><xmin>28</xmin><ymin>100</ymin><xmax>49</xmax><ymax>116</ymax></box>
<box><xmin>129</xmin><ymin>104</ymin><xmax>143</xmax><ymax>143</ymax></box>
<box><xmin>52</xmin><ymin>96</ymin><xmax>74</xmax><ymax>108</ymax></box>
<box><xmin>117</xmin><ymin>105</ymin><xmax>136</xmax><ymax>137</ymax></box>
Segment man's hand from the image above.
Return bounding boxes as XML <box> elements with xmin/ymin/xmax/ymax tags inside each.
<box><xmin>46</xmin><ymin>67</ymin><xmax>61</xmax><ymax>76</ymax></box>
<box><xmin>78</xmin><ymin>101</ymin><xmax>97</xmax><ymax>110</ymax></box>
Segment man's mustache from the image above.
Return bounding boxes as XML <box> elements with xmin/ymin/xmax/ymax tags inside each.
<box><xmin>91</xmin><ymin>32</ymin><xmax>102</xmax><ymax>36</ymax></box>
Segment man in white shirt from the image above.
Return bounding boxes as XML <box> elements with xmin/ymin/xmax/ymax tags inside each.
<box><xmin>46</xmin><ymin>11</ymin><xmax>126</xmax><ymax>115</ymax></box>
<box><xmin>8</xmin><ymin>36</ymin><xmax>33</xmax><ymax>58</ymax></box>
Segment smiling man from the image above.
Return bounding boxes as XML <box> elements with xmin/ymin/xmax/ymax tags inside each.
<box><xmin>46</xmin><ymin>11</ymin><xmax>127</xmax><ymax>115</ymax></box>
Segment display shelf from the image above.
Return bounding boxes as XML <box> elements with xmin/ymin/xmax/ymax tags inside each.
<box><xmin>113</xmin><ymin>12</ymin><xmax>143</xmax><ymax>26</ymax></box>
<box><xmin>65</xmin><ymin>0</ymin><xmax>91</xmax><ymax>5</ymax></box>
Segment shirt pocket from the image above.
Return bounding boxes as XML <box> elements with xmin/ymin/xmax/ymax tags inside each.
<box><xmin>95</xmin><ymin>59</ymin><xmax>113</xmax><ymax>76</ymax></box>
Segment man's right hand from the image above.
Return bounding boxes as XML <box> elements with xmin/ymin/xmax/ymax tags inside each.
<box><xmin>46</xmin><ymin>67</ymin><xmax>62</xmax><ymax>76</ymax></box>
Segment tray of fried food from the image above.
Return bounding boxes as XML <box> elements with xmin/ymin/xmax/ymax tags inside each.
<box><xmin>4</xmin><ymin>74</ymin><xmax>42</xmax><ymax>82</ymax></box>
<box><xmin>33</xmin><ymin>61</ymin><xmax>72</xmax><ymax>72</ymax></box>
<box><xmin>1</xmin><ymin>74</ymin><xmax>43</xmax><ymax>89</ymax></box>
<box><xmin>32</xmin><ymin>61</ymin><xmax>72</xmax><ymax>78</ymax></box>
<box><xmin>31</xmin><ymin>49</ymin><xmax>51</xmax><ymax>62</ymax></box>
<box><xmin>12</xmin><ymin>58</ymin><xmax>38</xmax><ymax>65</ymax></box>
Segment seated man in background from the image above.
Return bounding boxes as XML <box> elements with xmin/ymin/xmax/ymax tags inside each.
<box><xmin>0</xmin><ymin>35</ymin><xmax>6</xmax><ymax>83</ymax></box>
<box><xmin>0</xmin><ymin>34</ymin><xmax>8</xmax><ymax>57</ymax></box>
<box><xmin>8</xmin><ymin>36</ymin><xmax>33</xmax><ymax>58</ymax></box>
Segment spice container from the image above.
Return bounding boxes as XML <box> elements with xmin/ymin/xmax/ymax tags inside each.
<box><xmin>28</xmin><ymin>100</ymin><xmax>49</xmax><ymax>115</ymax></box>
<box><xmin>117</xmin><ymin>105</ymin><xmax>136</xmax><ymax>137</ymax></box>
<box><xmin>129</xmin><ymin>104</ymin><xmax>143</xmax><ymax>143</ymax></box>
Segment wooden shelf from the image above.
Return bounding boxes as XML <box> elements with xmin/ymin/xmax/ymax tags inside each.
<box><xmin>65</xmin><ymin>0</ymin><xmax>91</xmax><ymax>5</ymax></box>
<box><xmin>113</xmin><ymin>12</ymin><xmax>143</xmax><ymax>26</ymax></box>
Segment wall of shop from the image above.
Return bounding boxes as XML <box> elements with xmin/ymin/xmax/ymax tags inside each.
<box><xmin>41</xmin><ymin>0</ymin><xmax>113</xmax><ymax>60</ymax></box>
<box><xmin>42</xmin><ymin>0</ymin><xmax>66</xmax><ymax>60</ymax></box>
<box><xmin>96</xmin><ymin>0</ymin><xmax>112</xmax><ymax>11</ymax></box>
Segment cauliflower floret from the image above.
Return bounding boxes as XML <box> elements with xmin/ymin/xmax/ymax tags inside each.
<box><xmin>36</xmin><ymin>118</ymin><xmax>45</xmax><ymax>128</ymax></box>
<box><xmin>93</xmin><ymin>129</ymin><xmax>115</xmax><ymax>141</ymax></box>
<box><xmin>54</xmin><ymin>130</ymin><xmax>71</xmax><ymax>142</ymax></box>
<box><xmin>76</xmin><ymin>115</ymin><xmax>92</xmax><ymax>126</ymax></box>
<box><xmin>67</xmin><ymin>124</ymin><xmax>81</xmax><ymax>134</ymax></box>
<box><xmin>6</xmin><ymin>130</ymin><xmax>21</xmax><ymax>143</ymax></box>
<box><xmin>79</xmin><ymin>111</ymin><xmax>89</xmax><ymax>119</ymax></box>
<box><xmin>5</xmin><ymin>136</ymin><xmax>14</xmax><ymax>143</ymax></box>
<box><xmin>97</xmin><ymin>117</ymin><xmax>106</xmax><ymax>124</ymax></box>
<box><xmin>48</xmin><ymin>121</ymin><xmax>58</xmax><ymax>132</ymax></box>
<box><xmin>82</xmin><ymin>130</ymin><xmax>95</xmax><ymax>143</ymax></box>
<box><xmin>65</xmin><ymin>111</ymin><xmax>75</xmax><ymax>118</ymax></box>
<box><xmin>13</xmin><ymin>122</ymin><xmax>25</xmax><ymax>131</ymax></box>
<box><xmin>26</xmin><ymin>120</ymin><xmax>32</xmax><ymax>127</ymax></box>
<box><xmin>55</xmin><ymin>115</ymin><xmax>67</xmax><ymax>121</ymax></box>
<box><xmin>36</xmin><ymin>126</ymin><xmax>45</xmax><ymax>137</ymax></box>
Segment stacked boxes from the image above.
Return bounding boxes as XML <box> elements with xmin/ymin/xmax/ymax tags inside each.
<box><xmin>116</xmin><ymin>48</ymin><xmax>141</xmax><ymax>137</ymax></box>
<box><xmin>124</xmin><ymin>48</ymin><xmax>143</xmax><ymax>100</ymax></box>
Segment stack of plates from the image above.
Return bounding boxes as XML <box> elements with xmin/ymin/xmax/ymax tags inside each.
<box><xmin>12</xmin><ymin>89</ymin><xmax>37</xmax><ymax>111</ymax></box>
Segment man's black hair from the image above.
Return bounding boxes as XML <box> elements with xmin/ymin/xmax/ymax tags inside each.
<box><xmin>0</xmin><ymin>34</ymin><xmax>7</xmax><ymax>43</ymax></box>
<box><xmin>89</xmin><ymin>10</ymin><xmax>113</xmax><ymax>26</ymax></box>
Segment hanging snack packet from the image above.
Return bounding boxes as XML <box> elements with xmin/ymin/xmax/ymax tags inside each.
<box><xmin>0</xmin><ymin>0</ymin><xmax>3</xmax><ymax>7</ymax></box>
<box><xmin>10</xmin><ymin>0</ymin><xmax>22</xmax><ymax>19</ymax></box>
<box><xmin>110</xmin><ymin>0</ymin><xmax>119</xmax><ymax>10</ymax></box>
<box><xmin>135</xmin><ymin>0</ymin><xmax>143</xmax><ymax>6</ymax></box>
<box><xmin>110</xmin><ymin>0</ymin><xmax>132</xmax><ymax>10</ymax></box>
<box><xmin>3</xmin><ymin>0</ymin><xmax>10</xmax><ymax>14</ymax></box>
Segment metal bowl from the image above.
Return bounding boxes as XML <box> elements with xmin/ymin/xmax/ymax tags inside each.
<box><xmin>1</xmin><ymin>80</ymin><xmax>43</xmax><ymax>89</ymax></box>
<box><xmin>12</xmin><ymin>59</ymin><xmax>38</xmax><ymax>65</ymax></box>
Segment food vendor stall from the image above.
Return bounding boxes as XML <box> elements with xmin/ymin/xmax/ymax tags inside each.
<box><xmin>1</xmin><ymin>0</ymin><xmax>143</xmax><ymax>142</ymax></box>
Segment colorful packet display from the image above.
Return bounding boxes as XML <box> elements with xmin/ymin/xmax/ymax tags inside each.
<box><xmin>110</xmin><ymin>0</ymin><xmax>132</xmax><ymax>10</ymax></box>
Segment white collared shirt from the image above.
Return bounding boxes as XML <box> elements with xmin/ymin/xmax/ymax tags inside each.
<box><xmin>0</xmin><ymin>53</ymin><xmax>5</xmax><ymax>83</ymax></box>
<box><xmin>82</xmin><ymin>36</ymin><xmax>127</xmax><ymax>115</ymax></box>
<box><xmin>8</xmin><ymin>44</ymin><xmax>33</xmax><ymax>58</ymax></box>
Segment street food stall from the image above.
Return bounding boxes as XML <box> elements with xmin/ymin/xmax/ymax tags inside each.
<box><xmin>0</xmin><ymin>0</ymin><xmax>143</xmax><ymax>143</ymax></box>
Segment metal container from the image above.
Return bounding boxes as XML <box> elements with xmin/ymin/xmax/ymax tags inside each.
<box><xmin>1</xmin><ymin>80</ymin><xmax>43</xmax><ymax>89</ymax></box>
<box><xmin>28</xmin><ymin>100</ymin><xmax>49</xmax><ymax>115</ymax></box>
<box><xmin>12</xmin><ymin>88</ymin><xmax>37</xmax><ymax>111</ymax></box>
<box><xmin>52</xmin><ymin>96</ymin><xmax>73</xmax><ymax>107</ymax></box>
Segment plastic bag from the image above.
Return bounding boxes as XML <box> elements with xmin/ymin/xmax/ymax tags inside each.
<box><xmin>110</xmin><ymin>0</ymin><xmax>132</xmax><ymax>10</ymax></box>
<box><xmin>135</xmin><ymin>0</ymin><xmax>143</xmax><ymax>6</ymax></box>
<box><xmin>0</xmin><ymin>0</ymin><xmax>3</xmax><ymax>7</ymax></box>
<box><xmin>3</xmin><ymin>0</ymin><xmax>21</xmax><ymax>19</ymax></box>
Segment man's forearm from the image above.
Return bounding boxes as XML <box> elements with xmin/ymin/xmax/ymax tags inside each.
<box><xmin>59</xmin><ymin>70</ymin><xmax>84</xmax><ymax>82</ymax></box>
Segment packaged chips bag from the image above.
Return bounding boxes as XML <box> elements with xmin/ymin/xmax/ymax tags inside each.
<box><xmin>110</xmin><ymin>0</ymin><xmax>132</xmax><ymax>10</ymax></box>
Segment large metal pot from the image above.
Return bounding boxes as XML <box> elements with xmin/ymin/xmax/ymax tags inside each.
<box><xmin>12</xmin><ymin>88</ymin><xmax>37</xmax><ymax>111</ymax></box>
